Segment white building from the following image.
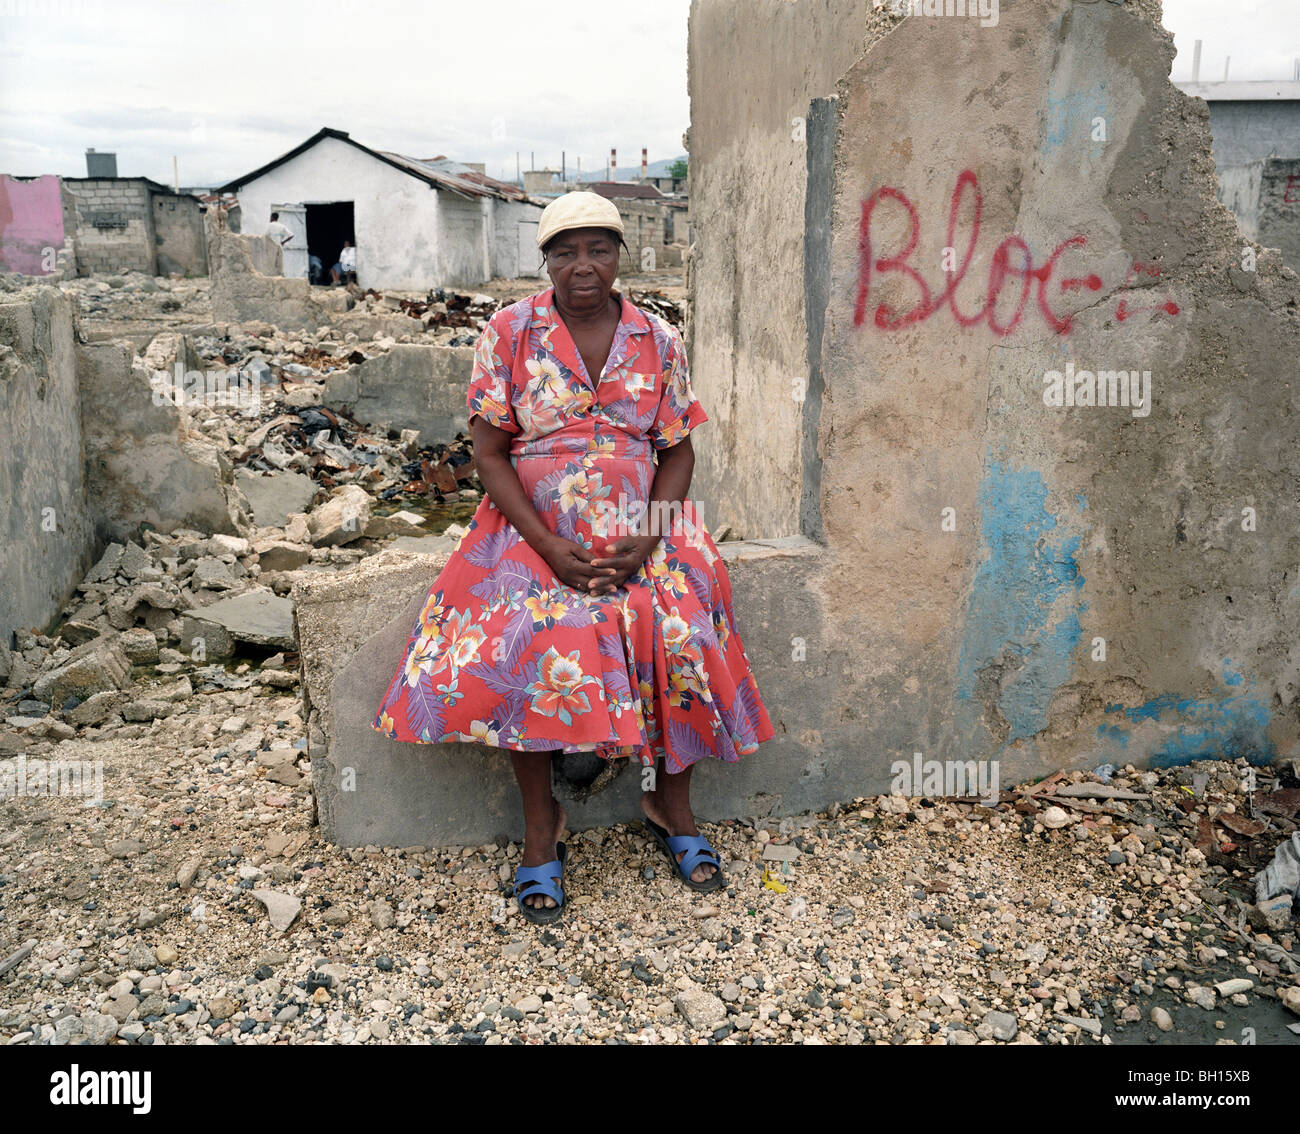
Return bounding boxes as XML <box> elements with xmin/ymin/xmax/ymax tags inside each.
<box><xmin>217</xmin><ymin>127</ymin><xmax>544</xmax><ymax>289</ymax></box>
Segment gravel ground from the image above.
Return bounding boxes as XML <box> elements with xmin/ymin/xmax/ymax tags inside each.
<box><xmin>2</xmin><ymin>680</ymin><xmax>1297</xmax><ymax>1045</ymax></box>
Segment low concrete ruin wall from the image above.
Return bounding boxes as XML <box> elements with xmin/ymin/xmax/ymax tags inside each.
<box><xmin>323</xmin><ymin>344</ymin><xmax>475</xmax><ymax>441</ymax></box>
<box><xmin>77</xmin><ymin>341</ymin><xmax>247</xmax><ymax>542</ymax></box>
<box><xmin>206</xmin><ymin>211</ymin><xmax>334</xmax><ymax>332</ymax></box>
<box><xmin>296</xmin><ymin>540</ymin><xmax>826</xmax><ymax>846</ymax></box>
<box><xmin>1</xmin><ymin>286</ymin><xmax>254</xmax><ymax>642</ymax></box>
<box><xmin>0</xmin><ymin>288</ymin><xmax>97</xmax><ymax>639</ymax></box>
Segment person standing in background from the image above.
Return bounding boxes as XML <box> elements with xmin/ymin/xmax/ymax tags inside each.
<box><xmin>265</xmin><ymin>212</ymin><xmax>294</xmax><ymax>246</ymax></box>
<box><xmin>331</xmin><ymin>238</ymin><xmax>357</xmax><ymax>286</ymax></box>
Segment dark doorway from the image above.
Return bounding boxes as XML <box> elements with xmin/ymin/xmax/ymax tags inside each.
<box><xmin>305</xmin><ymin>202</ymin><xmax>355</xmax><ymax>285</ymax></box>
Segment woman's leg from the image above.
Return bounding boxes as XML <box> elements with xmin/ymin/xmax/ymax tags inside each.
<box><xmin>510</xmin><ymin>750</ymin><xmax>567</xmax><ymax>909</ymax></box>
<box><xmin>639</xmin><ymin>762</ymin><xmax>718</xmax><ymax>884</ymax></box>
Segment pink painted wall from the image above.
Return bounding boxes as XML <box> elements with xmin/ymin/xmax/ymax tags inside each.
<box><xmin>0</xmin><ymin>174</ymin><xmax>65</xmax><ymax>275</ymax></box>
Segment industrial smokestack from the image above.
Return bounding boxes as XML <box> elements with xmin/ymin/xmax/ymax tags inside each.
<box><xmin>609</xmin><ymin>148</ymin><xmax>616</xmax><ymax>180</ymax></box>
<box><xmin>640</xmin><ymin>148</ymin><xmax>647</xmax><ymax>180</ymax></box>
<box><xmin>1191</xmin><ymin>38</ymin><xmax>1202</xmax><ymax>82</ymax></box>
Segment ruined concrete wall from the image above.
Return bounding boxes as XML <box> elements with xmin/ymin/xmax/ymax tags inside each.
<box><xmin>206</xmin><ymin>208</ymin><xmax>331</xmax><ymax>332</ymax></box>
<box><xmin>64</xmin><ymin>179</ymin><xmax>156</xmax><ymax>276</ymax></box>
<box><xmin>151</xmin><ymin>192</ymin><xmax>207</xmax><ymax>277</ymax></box>
<box><xmin>323</xmin><ymin>344</ymin><xmax>475</xmax><ymax>442</ymax></box>
<box><xmin>1217</xmin><ymin>161</ymin><xmax>1263</xmax><ymax>240</ymax></box>
<box><xmin>1217</xmin><ymin>158</ymin><xmax>1300</xmax><ymax>271</ymax></box>
<box><xmin>0</xmin><ymin>288</ymin><xmax>96</xmax><ymax>641</ymax></box>
<box><xmin>685</xmin><ymin>0</ymin><xmax>897</xmax><ymax>540</ymax></box>
<box><xmin>810</xmin><ymin>0</ymin><xmax>1300</xmax><ymax>784</ymax></box>
<box><xmin>612</xmin><ymin>199</ymin><xmax>671</xmax><ymax>272</ymax></box>
<box><xmin>77</xmin><ymin>341</ymin><xmax>246</xmax><ymax>542</ymax></box>
<box><xmin>231</xmin><ymin>136</ymin><xmax>443</xmax><ymax>290</ymax></box>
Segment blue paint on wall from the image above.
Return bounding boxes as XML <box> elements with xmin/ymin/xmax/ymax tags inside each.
<box><xmin>1096</xmin><ymin>723</ymin><xmax>1129</xmax><ymax>748</ymax></box>
<box><xmin>956</xmin><ymin>460</ymin><xmax>1088</xmax><ymax>743</ymax></box>
<box><xmin>1100</xmin><ymin>662</ymin><xmax>1273</xmax><ymax>767</ymax></box>
<box><xmin>1041</xmin><ymin>82</ymin><xmax>1110</xmax><ymax>156</ymax></box>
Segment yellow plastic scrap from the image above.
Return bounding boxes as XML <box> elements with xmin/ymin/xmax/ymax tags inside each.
<box><xmin>762</xmin><ymin>868</ymin><xmax>788</xmax><ymax>893</ymax></box>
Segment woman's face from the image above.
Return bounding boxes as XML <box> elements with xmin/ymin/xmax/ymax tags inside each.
<box><xmin>545</xmin><ymin>227</ymin><xmax>619</xmax><ymax>313</ymax></box>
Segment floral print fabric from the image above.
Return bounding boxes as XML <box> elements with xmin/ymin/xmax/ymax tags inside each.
<box><xmin>371</xmin><ymin>286</ymin><xmax>775</xmax><ymax>772</ymax></box>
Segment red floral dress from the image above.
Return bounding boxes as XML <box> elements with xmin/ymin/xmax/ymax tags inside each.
<box><xmin>371</xmin><ymin>286</ymin><xmax>775</xmax><ymax>772</ymax></box>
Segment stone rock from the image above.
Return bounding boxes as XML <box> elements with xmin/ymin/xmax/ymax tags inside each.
<box><xmin>191</xmin><ymin>557</ymin><xmax>238</xmax><ymax>591</ymax></box>
<box><xmin>674</xmin><ymin>990</ymin><xmax>726</xmax><ymax>1029</ymax></box>
<box><xmin>66</xmin><ymin>691</ymin><xmax>124</xmax><ymax>727</ymax></box>
<box><xmin>976</xmin><ymin>1010</ymin><xmax>1018</xmax><ymax>1041</ymax></box>
<box><xmin>118</xmin><ymin>628</ymin><xmax>161</xmax><ymax>664</ymax></box>
<box><xmin>84</xmin><ymin>543</ymin><xmax>125</xmax><ymax>583</ymax></box>
<box><xmin>57</xmin><ymin>620</ymin><xmax>102</xmax><ymax>646</ymax></box>
<box><xmin>32</xmin><ymin>636</ymin><xmax>131</xmax><ymax>705</ymax></box>
<box><xmin>250</xmin><ymin>889</ymin><xmax>302</xmax><ymax>931</ymax></box>
<box><xmin>1041</xmin><ymin>806</ymin><xmax>1072</xmax><ymax>829</ymax></box>
<box><xmin>236</xmin><ymin>468</ymin><xmax>317</xmax><ymax>528</ymax></box>
<box><xmin>105</xmin><ymin>993</ymin><xmax>139</xmax><ymax>1024</ymax></box>
<box><xmin>1150</xmin><ymin>1006</ymin><xmax>1174</xmax><ymax>1031</ymax></box>
<box><xmin>188</xmin><ymin>588</ymin><xmax>295</xmax><ymax>649</ymax></box>
<box><xmin>176</xmin><ymin>615</ymin><xmax>234</xmax><ymax>660</ymax></box>
<box><xmin>252</xmin><ymin>538</ymin><xmax>311</xmax><ymax>572</ymax></box>
<box><xmin>308</xmin><ymin>485</ymin><xmax>372</xmax><ymax>547</ymax></box>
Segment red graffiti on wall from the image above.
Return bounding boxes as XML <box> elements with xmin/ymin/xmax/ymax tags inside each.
<box><xmin>1114</xmin><ymin>260</ymin><xmax>1179</xmax><ymax>322</ymax></box>
<box><xmin>1283</xmin><ymin>174</ymin><xmax>1300</xmax><ymax>205</ymax></box>
<box><xmin>853</xmin><ymin>170</ymin><xmax>1179</xmax><ymax>336</ymax></box>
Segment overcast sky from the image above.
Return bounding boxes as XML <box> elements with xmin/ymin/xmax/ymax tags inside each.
<box><xmin>0</xmin><ymin>0</ymin><xmax>1293</xmax><ymax>186</ymax></box>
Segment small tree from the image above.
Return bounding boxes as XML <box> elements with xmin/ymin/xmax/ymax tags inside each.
<box><xmin>667</xmin><ymin>158</ymin><xmax>688</xmax><ymax>180</ymax></box>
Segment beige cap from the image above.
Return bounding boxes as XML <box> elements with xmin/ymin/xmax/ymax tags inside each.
<box><xmin>536</xmin><ymin>191</ymin><xmax>624</xmax><ymax>250</ymax></box>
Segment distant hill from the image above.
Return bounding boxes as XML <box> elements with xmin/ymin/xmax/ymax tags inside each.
<box><xmin>576</xmin><ymin>154</ymin><xmax>687</xmax><ymax>181</ymax></box>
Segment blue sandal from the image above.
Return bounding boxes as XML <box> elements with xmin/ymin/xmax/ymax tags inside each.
<box><xmin>644</xmin><ymin>818</ymin><xmax>725</xmax><ymax>893</ymax></box>
<box><xmin>513</xmin><ymin>841</ymin><xmax>568</xmax><ymax>924</ymax></box>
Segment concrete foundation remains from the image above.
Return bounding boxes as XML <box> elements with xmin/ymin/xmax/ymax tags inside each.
<box><xmin>206</xmin><ymin>207</ymin><xmax>339</xmax><ymax>332</ymax></box>
<box><xmin>323</xmin><ymin>344</ymin><xmax>475</xmax><ymax>442</ymax></box>
<box><xmin>2</xmin><ymin>285</ymin><xmax>255</xmax><ymax>642</ymax></box>
<box><xmin>297</xmin><ymin>539</ymin><xmax>822</xmax><ymax>846</ymax></box>
<box><xmin>0</xmin><ymin>288</ymin><xmax>97</xmax><ymax>638</ymax></box>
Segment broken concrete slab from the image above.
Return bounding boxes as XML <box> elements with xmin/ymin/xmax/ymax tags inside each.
<box><xmin>77</xmin><ymin>342</ymin><xmax>249</xmax><ymax>542</ymax></box>
<box><xmin>308</xmin><ymin>485</ymin><xmax>371</xmax><ymax>547</ymax></box>
<box><xmin>251</xmin><ymin>539</ymin><xmax>312</xmax><ymax>573</ymax></box>
<box><xmin>189</xmin><ymin>588</ymin><xmax>295</xmax><ymax>650</ymax></box>
<box><xmin>32</xmin><ymin>636</ymin><xmax>132</xmax><ymax>706</ymax></box>
<box><xmin>323</xmin><ymin>343</ymin><xmax>474</xmax><ymax>441</ymax></box>
<box><xmin>386</xmin><ymin>534</ymin><xmax>458</xmax><ymax>555</ymax></box>
<box><xmin>235</xmin><ymin>469</ymin><xmax>317</xmax><ymax>528</ymax></box>
<box><xmin>689</xmin><ymin>0</ymin><xmax>1300</xmax><ymax>788</ymax></box>
<box><xmin>176</xmin><ymin>614</ymin><xmax>234</xmax><ymax>660</ymax></box>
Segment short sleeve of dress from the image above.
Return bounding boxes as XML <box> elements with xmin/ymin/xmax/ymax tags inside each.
<box><xmin>648</xmin><ymin>320</ymin><xmax>708</xmax><ymax>450</ymax></box>
<box><xmin>466</xmin><ymin>310</ymin><xmax>519</xmax><ymax>434</ymax></box>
